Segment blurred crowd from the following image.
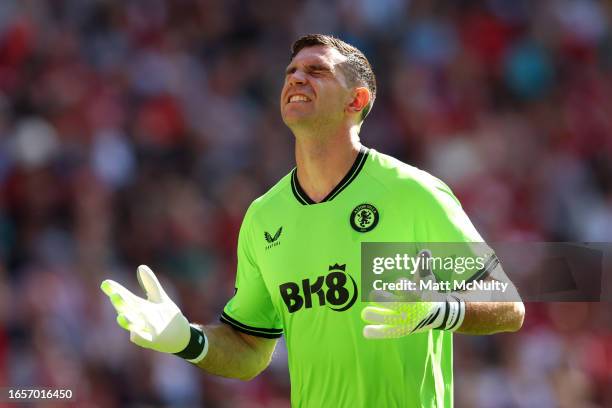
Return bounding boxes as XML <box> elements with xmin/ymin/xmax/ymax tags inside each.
<box><xmin>0</xmin><ymin>0</ymin><xmax>611</xmax><ymax>406</ymax></box>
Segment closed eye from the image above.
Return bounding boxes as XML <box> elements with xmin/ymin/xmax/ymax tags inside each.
<box><xmin>308</xmin><ymin>65</ymin><xmax>331</xmax><ymax>75</ymax></box>
<box><xmin>285</xmin><ymin>64</ymin><xmax>332</xmax><ymax>77</ymax></box>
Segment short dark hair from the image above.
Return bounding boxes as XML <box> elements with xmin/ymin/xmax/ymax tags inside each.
<box><xmin>290</xmin><ymin>34</ymin><xmax>377</xmax><ymax>121</ymax></box>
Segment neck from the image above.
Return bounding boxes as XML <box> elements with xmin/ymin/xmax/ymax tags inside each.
<box><xmin>294</xmin><ymin>124</ymin><xmax>362</xmax><ymax>203</ymax></box>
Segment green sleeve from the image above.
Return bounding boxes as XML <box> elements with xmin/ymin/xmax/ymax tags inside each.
<box><xmin>221</xmin><ymin>207</ymin><xmax>283</xmax><ymax>339</ymax></box>
<box><xmin>414</xmin><ymin>177</ymin><xmax>497</xmax><ymax>283</ymax></box>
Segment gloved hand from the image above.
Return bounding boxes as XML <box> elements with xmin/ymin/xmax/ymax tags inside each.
<box><xmin>362</xmin><ymin>250</ymin><xmax>465</xmax><ymax>339</ymax></box>
<box><xmin>101</xmin><ymin>265</ymin><xmax>208</xmax><ymax>362</ymax></box>
<box><xmin>361</xmin><ymin>293</ymin><xmax>464</xmax><ymax>338</ymax></box>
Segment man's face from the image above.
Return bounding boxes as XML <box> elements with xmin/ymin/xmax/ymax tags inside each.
<box><xmin>280</xmin><ymin>45</ymin><xmax>352</xmax><ymax>130</ymax></box>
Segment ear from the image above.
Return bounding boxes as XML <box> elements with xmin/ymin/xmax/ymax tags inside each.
<box><xmin>347</xmin><ymin>87</ymin><xmax>370</xmax><ymax>116</ymax></box>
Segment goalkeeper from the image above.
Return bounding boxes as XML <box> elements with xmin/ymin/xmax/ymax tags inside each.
<box><xmin>102</xmin><ymin>34</ymin><xmax>524</xmax><ymax>407</ymax></box>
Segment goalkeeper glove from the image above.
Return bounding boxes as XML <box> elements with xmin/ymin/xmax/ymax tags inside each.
<box><xmin>362</xmin><ymin>249</ymin><xmax>465</xmax><ymax>339</ymax></box>
<box><xmin>361</xmin><ymin>292</ymin><xmax>465</xmax><ymax>339</ymax></box>
<box><xmin>100</xmin><ymin>265</ymin><xmax>208</xmax><ymax>363</ymax></box>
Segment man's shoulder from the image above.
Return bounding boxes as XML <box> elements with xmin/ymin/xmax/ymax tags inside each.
<box><xmin>367</xmin><ymin>149</ymin><xmax>454</xmax><ymax>198</ymax></box>
<box><xmin>245</xmin><ymin>171</ymin><xmax>294</xmax><ymax>220</ymax></box>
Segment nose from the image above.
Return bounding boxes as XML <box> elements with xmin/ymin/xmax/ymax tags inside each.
<box><xmin>287</xmin><ymin>69</ymin><xmax>307</xmax><ymax>86</ymax></box>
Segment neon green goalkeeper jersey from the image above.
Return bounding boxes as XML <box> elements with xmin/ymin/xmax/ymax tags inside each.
<box><xmin>222</xmin><ymin>147</ymin><xmax>489</xmax><ymax>408</ymax></box>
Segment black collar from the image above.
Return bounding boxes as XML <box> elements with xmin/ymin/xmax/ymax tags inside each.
<box><xmin>291</xmin><ymin>146</ymin><xmax>369</xmax><ymax>205</ymax></box>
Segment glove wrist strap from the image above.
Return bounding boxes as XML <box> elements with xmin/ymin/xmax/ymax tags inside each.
<box><xmin>436</xmin><ymin>296</ymin><xmax>465</xmax><ymax>332</ymax></box>
<box><xmin>174</xmin><ymin>324</ymin><xmax>209</xmax><ymax>363</ymax></box>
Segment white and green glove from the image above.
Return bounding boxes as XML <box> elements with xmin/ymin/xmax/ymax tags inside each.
<box><xmin>100</xmin><ymin>265</ymin><xmax>208</xmax><ymax>363</ymax></box>
<box><xmin>362</xmin><ymin>250</ymin><xmax>466</xmax><ymax>339</ymax></box>
<box><xmin>361</xmin><ymin>292</ymin><xmax>465</xmax><ymax>339</ymax></box>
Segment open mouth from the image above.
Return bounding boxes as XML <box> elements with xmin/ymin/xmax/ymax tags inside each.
<box><xmin>287</xmin><ymin>94</ymin><xmax>311</xmax><ymax>104</ymax></box>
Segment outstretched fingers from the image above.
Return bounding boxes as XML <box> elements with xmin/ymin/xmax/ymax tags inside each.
<box><xmin>101</xmin><ymin>280</ymin><xmax>146</xmax><ymax>312</ymax></box>
<box><xmin>136</xmin><ymin>265</ymin><xmax>168</xmax><ymax>303</ymax></box>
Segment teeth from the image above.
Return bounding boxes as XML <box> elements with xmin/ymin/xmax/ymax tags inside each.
<box><xmin>289</xmin><ymin>95</ymin><xmax>309</xmax><ymax>103</ymax></box>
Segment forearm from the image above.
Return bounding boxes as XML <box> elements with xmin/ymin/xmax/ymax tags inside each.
<box><xmin>456</xmin><ymin>301</ymin><xmax>525</xmax><ymax>335</ymax></box>
<box><xmin>193</xmin><ymin>324</ymin><xmax>276</xmax><ymax>381</ymax></box>
<box><xmin>453</xmin><ymin>264</ymin><xmax>524</xmax><ymax>335</ymax></box>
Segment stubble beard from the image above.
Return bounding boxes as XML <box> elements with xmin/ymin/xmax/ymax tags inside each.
<box><xmin>284</xmin><ymin>107</ymin><xmax>343</xmax><ymax>141</ymax></box>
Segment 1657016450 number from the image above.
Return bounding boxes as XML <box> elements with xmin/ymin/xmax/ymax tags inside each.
<box><xmin>2</xmin><ymin>388</ymin><xmax>73</xmax><ymax>402</ymax></box>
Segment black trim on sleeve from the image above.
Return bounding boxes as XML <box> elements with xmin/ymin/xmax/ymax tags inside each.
<box><xmin>464</xmin><ymin>254</ymin><xmax>500</xmax><ymax>285</ymax></box>
<box><xmin>290</xmin><ymin>146</ymin><xmax>369</xmax><ymax>205</ymax></box>
<box><xmin>220</xmin><ymin>312</ymin><xmax>283</xmax><ymax>339</ymax></box>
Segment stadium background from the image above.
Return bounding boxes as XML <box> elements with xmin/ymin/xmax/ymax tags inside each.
<box><xmin>0</xmin><ymin>0</ymin><xmax>611</xmax><ymax>406</ymax></box>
